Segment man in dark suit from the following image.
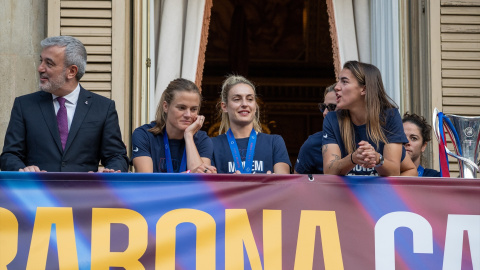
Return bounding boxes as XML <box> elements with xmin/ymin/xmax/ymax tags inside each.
<box><xmin>0</xmin><ymin>36</ymin><xmax>129</xmax><ymax>172</ymax></box>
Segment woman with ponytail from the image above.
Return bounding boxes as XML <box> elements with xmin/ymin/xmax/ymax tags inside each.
<box><xmin>211</xmin><ymin>75</ymin><xmax>291</xmax><ymax>174</ymax></box>
<box><xmin>131</xmin><ymin>78</ymin><xmax>215</xmax><ymax>173</ymax></box>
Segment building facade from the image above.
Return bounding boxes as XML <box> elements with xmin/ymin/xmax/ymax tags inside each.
<box><xmin>1</xmin><ymin>0</ymin><xmax>478</xmax><ymax>175</ymax></box>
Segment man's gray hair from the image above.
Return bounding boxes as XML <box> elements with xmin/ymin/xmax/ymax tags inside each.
<box><xmin>41</xmin><ymin>36</ymin><xmax>87</xmax><ymax>81</ymax></box>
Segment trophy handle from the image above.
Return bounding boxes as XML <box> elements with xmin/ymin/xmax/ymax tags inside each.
<box><xmin>444</xmin><ymin>149</ymin><xmax>480</xmax><ymax>172</ymax></box>
<box><xmin>433</xmin><ymin>108</ymin><xmax>441</xmax><ymax>143</ymax></box>
<box><xmin>433</xmin><ymin>108</ymin><xmax>480</xmax><ymax>173</ymax></box>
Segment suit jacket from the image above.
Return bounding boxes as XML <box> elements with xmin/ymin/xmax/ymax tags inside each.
<box><xmin>0</xmin><ymin>86</ymin><xmax>129</xmax><ymax>172</ymax></box>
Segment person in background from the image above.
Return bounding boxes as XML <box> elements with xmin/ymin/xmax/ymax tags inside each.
<box><xmin>131</xmin><ymin>78</ymin><xmax>215</xmax><ymax>173</ymax></box>
<box><xmin>403</xmin><ymin>112</ymin><xmax>441</xmax><ymax>177</ymax></box>
<box><xmin>0</xmin><ymin>36</ymin><xmax>128</xmax><ymax>172</ymax></box>
<box><xmin>322</xmin><ymin>61</ymin><xmax>417</xmax><ymax>176</ymax></box>
<box><xmin>211</xmin><ymin>75</ymin><xmax>291</xmax><ymax>174</ymax></box>
<box><xmin>294</xmin><ymin>83</ymin><xmax>337</xmax><ymax>174</ymax></box>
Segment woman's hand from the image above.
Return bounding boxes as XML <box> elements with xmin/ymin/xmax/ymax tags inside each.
<box><xmin>191</xmin><ymin>163</ymin><xmax>217</xmax><ymax>174</ymax></box>
<box><xmin>184</xmin><ymin>115</ymin><xmax>205</xmax><ymax>138</ymax></box>
<box><xmin>354</xmin><ymin>141</ymin><xmax>378</xmax><ymax>168</ymax></box>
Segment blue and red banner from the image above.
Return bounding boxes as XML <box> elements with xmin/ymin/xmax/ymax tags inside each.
<box><xmin>0</xmin><ymin>172</ymin><xmax>479</xmax><ymax>269</ymax></box>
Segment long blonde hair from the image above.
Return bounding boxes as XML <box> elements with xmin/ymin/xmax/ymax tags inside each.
<box><xmin>218</xmin><ymin>75</ymin><xmax>262</xmax><ymax>134</ymax></box>
<box><xmin>339</xmin><ymin>61</ymin><xmax>397</xmax><ymax>153</ymax></box>
<box><xmin>148</xmin><ymin>78</ymin><xmax>201</xmax><ymax>135</ymax></box>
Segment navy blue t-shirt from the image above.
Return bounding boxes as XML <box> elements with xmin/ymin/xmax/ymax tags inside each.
<box><xmin>295</xmin><ymin>131</ymin><xmax>324</xmax><ymax>174</ymax></box>
<box><xmin>211</xmin><ymin>132</ymin><xmax>291</xmax><ymax>174</ymax></box>
<box><xmin>418</xmin><ymin>165</ymin><xmax>441</xmax><ymax>177</ymax></box>
<box><xmin>131</xmin><ymin>122</ymin><xmax>213</xmax><ymax>172</ymax></box>
<box><xmin>322</xmin><ymin>108</ymin><xmax>408</xmax><ymax>176</ymax></box>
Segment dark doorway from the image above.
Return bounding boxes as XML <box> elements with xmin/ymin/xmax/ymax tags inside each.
<box><xmin>201</xmin><ymin>0</ymin><xmax>336</xmax><ymax>169</ymax></box>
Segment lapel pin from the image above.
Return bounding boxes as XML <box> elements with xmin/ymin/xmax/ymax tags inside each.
<box><xmin>85</xmin><ymin>101</ymin><xmax>88</xmax><ymax>105</ymax></box>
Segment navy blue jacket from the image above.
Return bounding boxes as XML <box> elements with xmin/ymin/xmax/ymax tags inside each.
<box><xmin>1</xmin><ymin>86</ymin><xmax>128</xmax><ymax>172</ymax></box>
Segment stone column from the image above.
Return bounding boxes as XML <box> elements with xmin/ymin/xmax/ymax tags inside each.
<box><xmin>0</xmin><ymin>0</ymin><xmax>46</xmax><ymax>153</ymax></box>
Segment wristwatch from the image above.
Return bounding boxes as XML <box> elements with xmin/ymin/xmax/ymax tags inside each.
<box><xmin>375</xmin><ymin>153</ymin><xmax>384</xmax><ymax>168</ymax></box>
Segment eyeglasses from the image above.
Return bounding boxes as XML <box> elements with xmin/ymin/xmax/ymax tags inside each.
<box><xmin>319</xmin><ymin>103</ymin><xmax>336</xmax><ymax>113</ymax></box>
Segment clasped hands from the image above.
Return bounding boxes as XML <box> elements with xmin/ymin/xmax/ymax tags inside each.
<box><xmin>351</xmin><ymin>141</ymin><xmax>380</xmax><ymax>169</ymax></box>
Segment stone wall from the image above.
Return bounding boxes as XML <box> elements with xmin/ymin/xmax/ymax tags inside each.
<box><xmin>0</xmin><ymin>0</ymin><xmax>46</xmax><ymax>154</ymax></box>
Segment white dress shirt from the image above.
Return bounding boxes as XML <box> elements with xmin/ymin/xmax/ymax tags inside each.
<box><xmin>52</xmin><ymin>84</ymin><xmax>81</xmax><ymax>130</ymax></box>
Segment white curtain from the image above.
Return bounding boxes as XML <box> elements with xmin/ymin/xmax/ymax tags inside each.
<box><xmin>353</xmin><ymin>0</ymin><xmax>371</xmax><ymax>62</ymax></box>
<box><xmin>370</xmin><ymin>0</ymin><xmax>401</xmax><ymax>106</ymax></box>
<box><xmin>331</xmin><ymin>0</ymin><xmax>360</xmax><ymax>64</ymax></box>
<box><xmin>152</xmin><ymin>0</ymin><xmax>207</xmax><ymax>120</ymax></box>
<box><xmin>331</xmin><ymin>0</ymin><xmax>400</xmax><ymax>105</ymax></box>
<box><xmin>331</xmin><ymin>0</ymin><xmax>370</xmax><ymax>64</ymax></box>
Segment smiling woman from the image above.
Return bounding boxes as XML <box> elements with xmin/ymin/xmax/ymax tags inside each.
<box><xmin>210</xmin><ymin>75</ymin><xmax>291</xmax><ymax>174</ymax></box>
<box><xmin>131</xmin><ymin>78</ymin><xmax>215</xmax><ymax>173</ymax></box>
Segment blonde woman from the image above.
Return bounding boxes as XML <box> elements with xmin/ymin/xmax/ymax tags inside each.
<box><xmin>131</xmin><ymin>78</ymin><xmax>215</xmax><ymax>173</ymax></box>
<box><xmin>322</xmin><ymin>61</ymin><xmax>417</xmax><ymax>176</ymax></box>
<box><xmin>211</xmin><ymin>75</ymin><xmax>291</xmax><ymax>174</ymax></box>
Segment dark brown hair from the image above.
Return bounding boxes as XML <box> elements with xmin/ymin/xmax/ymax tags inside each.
<box><xmin>402</xmin><ymin>112</ymin><xmax>432</xmax><ymax>144</ymax></box>
<box><xmin>338</xmin><ymin>61</ymin><xmax>397</xmax><ymax>153</ymax></box>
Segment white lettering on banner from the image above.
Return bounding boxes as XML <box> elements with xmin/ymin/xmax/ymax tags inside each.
<box><xmin>442</xmin><ymin>215</ymin><xmax>480</xmax><ymax>270</ymax></box>
<box><xmin>374</xmin><ymin>212</ymin><xmax>433</xmax><ymax>269</ymax></box>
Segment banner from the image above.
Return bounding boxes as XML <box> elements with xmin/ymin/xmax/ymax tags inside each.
<box><xmin>0</xmin><ymin>172</ymin><xmax>479</xmax><ymax>270</ymax></box>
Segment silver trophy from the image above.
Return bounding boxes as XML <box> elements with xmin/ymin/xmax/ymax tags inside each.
<box><xmin>433</xmin><ymin>108</ymin><xmax>480</xmax><ymax>178</ymax></box>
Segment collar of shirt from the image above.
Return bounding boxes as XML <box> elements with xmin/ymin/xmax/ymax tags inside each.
<box><xmin>52</xmin><ymin>84</ymin><xmax>81</xmax><ymax>130</ymax></box>
<box><xmin>51</xmin><ymin>83</ymin><xmax>81</xmax><ymax>105</ymax></box>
